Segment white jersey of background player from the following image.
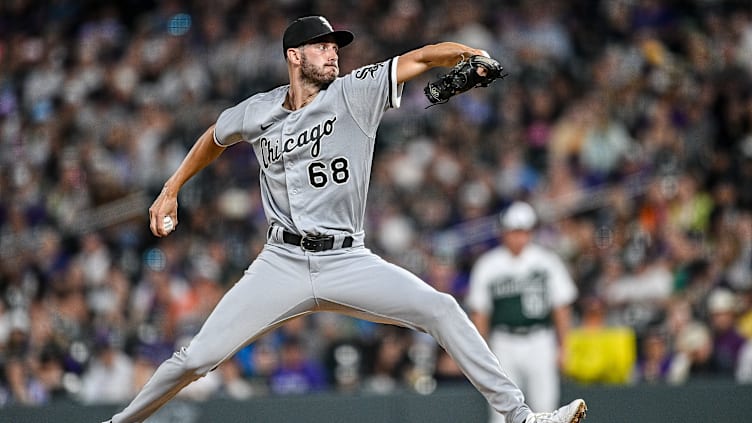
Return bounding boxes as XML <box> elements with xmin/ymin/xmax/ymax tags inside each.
<box><xmin>104</xmin><ymin>16</ymin><xmax>586</xmax><ymax>423</ymax></box>
<box><xmin>467</xmin><ymin>201</ymin><xmax>579</xmax><ymax>423</ymax></box>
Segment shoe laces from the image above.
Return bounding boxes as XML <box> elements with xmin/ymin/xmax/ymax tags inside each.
<box><xmin>528</xmin><ymin>413</ymin><xmax>553</xmax><ymax>423</ymax></box>
<box><xmin>527</xmin><ymin>409</ymin><xmax>566</xmax><ymax>423</ymax></box>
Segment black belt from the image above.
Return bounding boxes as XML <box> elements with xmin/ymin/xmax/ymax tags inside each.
<box><xmin>494</xmin><ymin>324</ymin><xmax>548</xmax><ymax>335</ymax></box>
<box><xmin>281</xmin><ymin>230</ymin><xmax>353</xmax><ymax>252</ymax></box>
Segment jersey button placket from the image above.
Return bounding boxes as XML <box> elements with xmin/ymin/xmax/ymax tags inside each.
<box><xmin>282</xmin><ymin>120</ymin><xmax>303</xmax><ymax>220</ymax></box>
<box><xmin>286</xmin><ymin>158</ymin><xmax>298</xmax><ymax>196</ymax></box>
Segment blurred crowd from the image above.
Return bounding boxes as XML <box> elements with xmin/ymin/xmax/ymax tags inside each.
<box><xmin>2</xmin><ymin>0</ymin><xmax>752</xmax><ymax>408</ymax></box>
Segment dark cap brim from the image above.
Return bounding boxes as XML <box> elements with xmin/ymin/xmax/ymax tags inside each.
<box><xmin>305</xmin><ymin>30</ymin><xmax>354</xmax><ymax>48</ymax></box>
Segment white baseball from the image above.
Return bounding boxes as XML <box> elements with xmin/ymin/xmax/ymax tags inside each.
<box><xmin>163</xmin><ymin>216</ymin><xmax>174</xmax><ymax>232</ymax></box>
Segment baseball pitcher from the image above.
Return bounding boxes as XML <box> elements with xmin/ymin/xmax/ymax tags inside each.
<box><xmin>102</xmin><ymin>16</ymin><xmax>585</xmax><ymax>423</ymax></box>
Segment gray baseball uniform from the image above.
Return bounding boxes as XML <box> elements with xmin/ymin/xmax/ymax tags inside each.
<box><xmin>109</xmin><ymin>58</ymin><xmax>532</xmax><ymax>423</ymax></box>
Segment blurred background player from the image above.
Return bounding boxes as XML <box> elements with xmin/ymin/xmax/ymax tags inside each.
<box><xmin>467</xmin><ymin>201</ymin><xmax>578</xmax><ymax>423</ymax></box>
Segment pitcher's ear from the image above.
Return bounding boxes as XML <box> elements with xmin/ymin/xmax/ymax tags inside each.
<box><xmin>286</xmin><ymin>47</ymin><xmax>301</xmax><ymax>63</ymax></box>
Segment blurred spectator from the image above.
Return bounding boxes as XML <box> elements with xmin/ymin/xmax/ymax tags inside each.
<box><xmin>493</xmin><ymin>143</ymin><xmax>540</xmax><ymax>201</ymax></box>
<box><xmin>499</xmin><ymin>0</ymin><xmax>573</xmax><ymax>66</ymax></box>
<box><xmin>175</xmin><ymin>362</ymin><xmax>222</xmax><ymax>402</ymax></box>
<box><xmin>633</xmin><ymin>327</ymin><xmax>676</xmax><ymax>384</ymax></box>
<box><xmin>738</xmin><ymin>289</ymin><xmax>752</xmax><ymax>340</ymax></box>
<box><xmin>577</xmin><ymin>95</ymin><xmax>634</xmax><ymax>184</ymax></box>
<box><xmin>245</xmin><ymin>340</ymin><xmax>278</xmax><ymax>395</ymax></box>
<box><xmin>432</xmin><ymin>345</ymin><xmax>468</xmax><ymax>387</ymax></box>
<box><xmin>3</xmin><ymin>356</ymin><xmax>48</xmax><ymax>406</ymax></box>
<box><xmin>718</xmin><ymin>211</ymin><xmax>752</xmax><ymax>292</ymax></box>
<box><xmin>669</xmin><ymin>320</ymin><xmax>714</xmax><ymax>383</ymax></box>
<box><xmin>269</xmin><ymin>336</ymin><xmax>327</xmax><ymax>395</ymax></box>
<box><xmin>76</xmin><ymin>232</ymin><xmax>111</xmax><ymax>288</ymax></box>
<box><xmin>602</xmin><ymin>246</ymin><xmax>673</xmax><ymax>335</ymax></box>
<box><xmin>705</xmin><ymin>288</ymin><xmax>749</xmax><ymax>377</ymax></box>
<box><xmin>1</xmin><ymin>309</ymin><xmax>48</xmax><ymax>405</ymax></box>
<box><xmin>667</xmin><ymin>172</ymin><xmax>714</xmax><ymax>234</ymax></box>
<box><xmin>422</xmin><ymin>254</ymin><xmax>468</xmax><ymax>301</ymax></box>
<box><xmin>79</xmin><ymin>334</ymin><xmax>134</xmax><ymax>405</ymax></box>
<box><xmin>130</xmin><ymin>347</ymin><xmax>161</xmax><ymax>396</ymax></box>
<box><xmin>35</xmin><ymin>343</ymin><xmax>68</xmax><ymax>401</ymax></box>
<box><xmin>361</xmin><ymin>327</ymin><xmax>412</xmax><ymax>395</ymax></box>
<box><xmin>563</xmin><ymin>295</ymin><xmax>636</xmax><ymax>385</ymax></box>
<box><xmin>129</xmin><ymin>265</ymin><xmax>188</xmax><ymax>348</ymax></box>
<box><xmin>214</xmin><ymin>359</ymin><xmax>254</xmax><ymax>400</ymax></box>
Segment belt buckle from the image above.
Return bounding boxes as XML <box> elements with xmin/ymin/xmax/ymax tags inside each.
<box><xmin>300</xmin><ymin>234</ymin><xmax>331</xmax><ymax>252</ymax></box>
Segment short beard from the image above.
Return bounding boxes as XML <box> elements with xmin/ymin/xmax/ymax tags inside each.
<box><xmin>300</xmin><ymin>52</ymin><xmax>338</xmax><ymax>87</ymax></box>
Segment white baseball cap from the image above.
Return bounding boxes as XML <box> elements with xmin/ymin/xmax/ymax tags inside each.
<box><xmin>500</xmin><ymin>201</ymin><xmax>537</xmax><ymax>231</ymax></box>
<box><xmin>707</xmin><ymin>288</ymin><xmax>737</xmax><ymax>314</ymax></box>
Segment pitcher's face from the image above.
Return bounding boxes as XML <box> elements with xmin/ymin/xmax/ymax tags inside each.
<box><xmin>300</xmin><ymin>41</ymin><xmax>339</xmax><ymax>85</ymax></box>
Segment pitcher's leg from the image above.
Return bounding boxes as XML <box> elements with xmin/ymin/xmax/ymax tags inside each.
<box><xmin>111</xmin><ymin>246</ymin><xmax>314</xmax><ymax>423</ymax></box>
<box><xmin>315</xmin><ymin>250</ymin><xmax>532</xmax><ymax>423</ymax></box>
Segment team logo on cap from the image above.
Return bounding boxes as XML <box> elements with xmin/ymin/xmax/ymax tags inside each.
<box><xmin>318</xmin><ymin>16</ymin><xmax>333</xmax><ymax>31</ymax></box>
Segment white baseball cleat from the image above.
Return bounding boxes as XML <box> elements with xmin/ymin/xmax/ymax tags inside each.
<box><xmin>525</xmin><ymin>398</ymin><xmax>587</xmax><ymax>423</ymax></box>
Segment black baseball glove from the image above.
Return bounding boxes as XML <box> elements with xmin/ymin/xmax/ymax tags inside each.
<box><xmin>424</xmin><ymin>55</ymin><xmax>507</xmax><ymax>105</ymax></box>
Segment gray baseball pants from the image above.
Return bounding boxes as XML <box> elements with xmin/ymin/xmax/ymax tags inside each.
<box><xmin>110</xmin><ymin>242</ymin><xmax>532</xmax><ymax>423</ymax></box>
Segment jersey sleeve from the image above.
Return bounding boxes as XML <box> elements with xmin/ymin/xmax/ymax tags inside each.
<box><xmin>341</xmin><ymin>57</ymin><xmax>403</xmax><ymax>137</ymax></box>
<box><xmin>466</xmin><ymin>255</ymin><xmax>493</xmax><ymax>314</ymax></box>
<box><xmin>547</xmin><ymin>252</ymin><xmax>578</xmax><ymax>307</ymax></box>
<box><xmin>213</xmin><ymin>100</ymin><xmax>248</xmax><ymax>147</ymax></box>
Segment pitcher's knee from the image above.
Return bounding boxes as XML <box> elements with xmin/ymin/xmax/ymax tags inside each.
<box><xmin>420</xmin><ymin>292</ymin><xmax>464</xmax><ymax>324</ymax></box>
<box><xmin>175</xmin><ymin>346</ymin><xmax>219</xmax><ymax>377</ymax></box>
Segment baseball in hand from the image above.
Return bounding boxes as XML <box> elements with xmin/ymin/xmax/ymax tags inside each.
<box><xmin>163</xmin><ymin>216</ymin><xmax>174</xmax><ymax>232</ymax></box>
